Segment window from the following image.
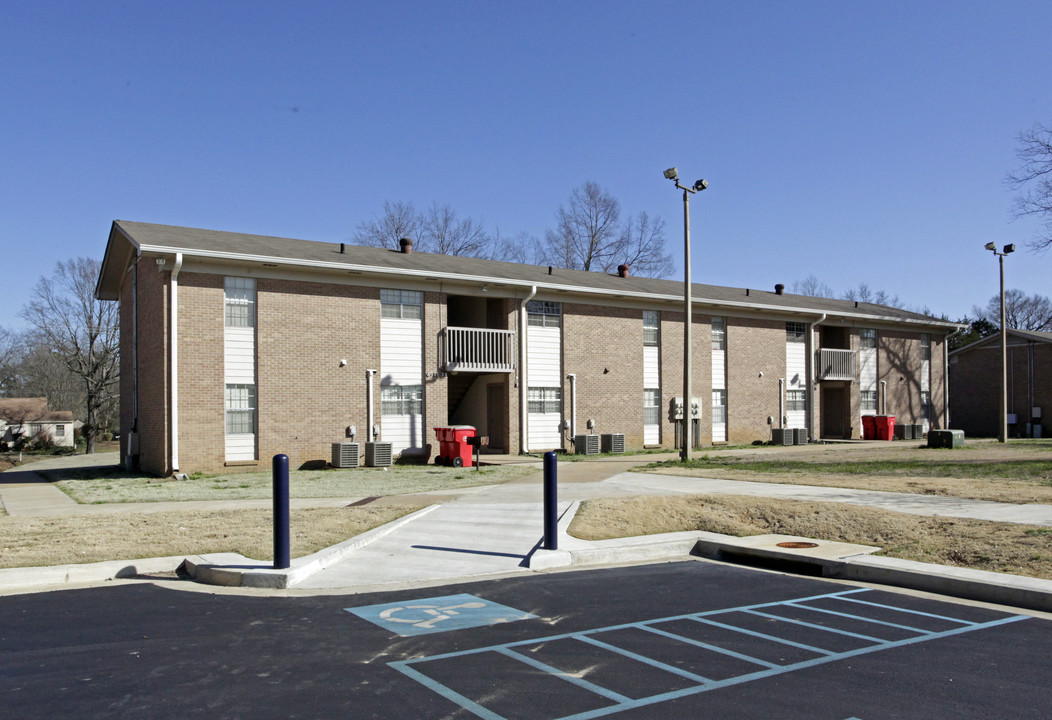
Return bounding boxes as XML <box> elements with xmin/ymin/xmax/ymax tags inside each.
<box><xmin>54</xmin><ymin>424</ymin><xmax>65</xmax><ymax>437</ymax></box>
<box><xmin>921</xmin><ymin>334</ymin><xmax>931</xmax><ymax>362</ymax></box>
<box><xmin>528</xmin><ymin>387</ymin><xmax>561</xmax><ymax>414</ymax></box>
<box><xmin>786</xmin><ymin>390</ymin><xmax>806</xmax><ymax>412</ymax></box>
<box><xmin>644</xmin><ymin>388</ymin><xmax>661</xmax><ymax>425</ymax></box>
<box><xmin>27</xmin><ymin>423</ymin><xmax>43</xmax><ymax>435</ymax></box>
<box><xmin>711</xmin><ymin>317</ymin><xmax>726</xmax><ymax>350</ymax></box>
<box><xmin>786</xmin><ymin>322</ymin><xmax>807</xmax><ymax>343</ymax></box>
<box><xmin>381</xmin><ymin>289</ymin><xmax>423</xmax><ymax>319</ymax></box>
<box><xmin>225</xmin><ymin>384</ymin><xmax>256</xmax><ymax>434</ymax></box>
<box><xmin>527</xmin><ymin>300</ymin><xmax>561</xmax><ymax>327</ymax></box>
<box><xmin>711</xmin><ymin>389</ymin><xmax>727</xmax><ymax>424</ymax></box>
<box><xmin>860</xmin><ymin>328</ymin><xmax>877</xmax><ymax>350</ymax></box>
<box><xmin>861</xmin><ymin>390</ymin><xmax>877</xmax><ymax>413</ymax></box>
<box><xmin>224</xmin><ymin>277</ymin><xmax>256</xmax><ymax>327</ymax></box>
<box><xmin>381</xmin><ymin>385</ymin><xmax>423</xmax><ymax>415</ymax></box>
<box><xmin>643</xmin><ymin>311</ymin><xmax>659</xmax><ymax>346</ymax></box>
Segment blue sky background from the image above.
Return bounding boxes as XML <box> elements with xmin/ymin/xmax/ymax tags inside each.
<box><xmin>2</xmin><ymin>1</ymin><xmax>1049</xmax><ymax>330</ymax></box>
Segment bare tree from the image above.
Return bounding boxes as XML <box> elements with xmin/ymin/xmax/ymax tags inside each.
<box><xmin>22</xmin><ymin>258</ymin><xmax>119</xmax><ymax>453</ymax></box>
<box><xmin>353</xmin><ymin>200</ymin><xmax>421</xmax><ymax>250</ymax></box>
<box><xmin>975</xmin><ymin>289</ymin><xmax>1052</xmax><ymax>331</ymax></box>
<box><xmin>421</xmin><ymin>203</ymin><xmax>491</xmax><ymax>257</ymax></box>
<box><xmin>1006</xmin><ymin>121</ymin><xmax>1052</xmax><ymax>251</ymax></box>
<box><xmin>792</xmin><ymin>274</ymin><xmax>835</xmax><ymax>298</ymax></box>
<box><xmin>540</xmin><ymin>182</ymin><xmax>674</xmax><ymax>278</ymax></box>
<box><xmin>843</xmin><ymin>282</ymin><xmax>902</xmax><ymax>308</ymax></box>
<box><xmin>0</xmin><ymin>326</ymin><xmax>22</xmax><ymax>396</ymax></box>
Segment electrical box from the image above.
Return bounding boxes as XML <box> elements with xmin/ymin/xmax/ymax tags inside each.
<box><xmin>1034</xmin><ymin>407</ymin><xmax>1043</xmax><ymax>419</ymax></box>
<box><xmin>671</xmin><ymin>397</ymin><xmax>684</xmax><ymax>420</ymax></box>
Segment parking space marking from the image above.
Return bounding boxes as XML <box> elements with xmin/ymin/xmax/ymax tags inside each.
<box><xmin>346</xmin><ymin>593</ymin><xmax>536</xmax><ymax>636</ymax></box>
<box><xmin>389</xmin><ymin>588</ymin><xmax>1030</xmax><ymax>720</ymax></box>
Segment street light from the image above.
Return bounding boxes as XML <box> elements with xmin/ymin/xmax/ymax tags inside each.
<box><xmin>664</xmin><ymin>167</ymin><xmax>709</xmax><ymax>461</ymax></box>
<box><xmin>985</xmin><ymin>242</ymin><xmax>1015</xmax><ymax>443</ymax></box>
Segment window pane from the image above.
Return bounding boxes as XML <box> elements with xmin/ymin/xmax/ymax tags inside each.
<box><xmin>224</xmin><ymin>277</ymin><xmax>256</xmax><ymax>328</ymax></box>
<box><xmin>225</xmin><ymin>384</ymin><xmax>256</xmax><ymax>435</ymax></box>
<box><xmin>786</xmin><ymin>390</ymin><xmax>806</xmax><ymax>412</ymax></box>
<box><xmin>643</xmin><ymin>311</ymin><xmax>659</xmax><ymax>345</ymax></box>
<box><xmin>786</xmin><ymin>322</ymin><xmax>806</xmax><ymax>342</ymax></box>
<box><xmin>711</xmin><ymin>317</ymin><xmax>726</xmax><ymax>350</ymax></box>
<box><xmin>860</xmin><ymin>329</ymin><xmax>877</xmax><ymax>349</ymax></box>
<box><xmin>711</xmin><ymin>389</ymin><xmax>727</xmax><ymax>424</ymax></box>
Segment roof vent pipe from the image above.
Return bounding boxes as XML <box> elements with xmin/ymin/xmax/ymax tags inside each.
<box><xmin>775</xmin><ymin>283</ymin><xmax>784</xmax><ymax>295</ymax></box>
<box><xmin>340</xmin><ymin>242</ymin><xmax>345</xmax><ymax>254</ymax></box>
<box><xmin>399</xmin><ymin>238</ymin><xmax>413</xmax><ymax>254</ymax></box>
<box><xmin>548</xmin><ymin>266</ymin><xmax>553</xmax><ymax>275</ymax></box>
<box><xmin>618</xmin><ymin>264</ymin><xmax>630</xmax><ymax>278</ymax></box>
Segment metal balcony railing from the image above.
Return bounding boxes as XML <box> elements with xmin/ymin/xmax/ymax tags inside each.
<box><xmin>443</xmin><ymin>327</ymin><xmax>515</xmax><ymax>373</ymax></box>
<box><xmin>818</xmin><ymin>348</ymin><xmax>855</xmax><ymax>381</ymax></box>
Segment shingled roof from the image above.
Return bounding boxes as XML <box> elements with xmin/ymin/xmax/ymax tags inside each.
<box><xmin>98</xmin><ymin>220</ymin><xmax>959</xmax><ymax>331</ymax></box>
<box><xmin>0</xmin><ymin>398</ymin><xmax>74</xmax><ymax>424</ymax></box>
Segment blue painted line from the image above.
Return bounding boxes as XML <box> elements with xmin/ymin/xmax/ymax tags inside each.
<box><xmin>834</xmin><ymin>595</ymin><xmax>978</xmax><ymax>625</ymax></box>
<box><xmin>389</xmin><ymin>660</ymin><xmax>508</xmax><ymax>720</ymax></box>
<box><xmin>575</xmin><ymin>633</ymin><xmax>715</xmax><ymax>684</ymax></box>
<box><xmin>687</xmin><ymin>616</ymin><xmax>837</xmax><ymax>656</ymax></box>
<box><xmin>742</xmin><ymin>609</ymin><xmax>887</xmax><ymax>643</ymax></box>
<box><xmin>496</xmin><ymin>646</ymin><xmax>631</xmax><ymax>704</ymax></box>
<box><xmin>637</xmin><ymin>624</ymin><xmax>782</xmax><ymax>670</ymax></box>
<box><xmin>388</xmin><ymin>589</ymin><xmax>1030</xmax><ymax>720</ymax></box>
<box><xmin>785</xmin><ymin>601</ymin><xmax>936</xmax><ymax>635</ymax></box>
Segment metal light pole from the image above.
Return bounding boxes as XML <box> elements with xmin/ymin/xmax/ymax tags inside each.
<box><xmin>985</xmin><ymin>242</ymin><xmax>1015</xmax><ymax>443</ymax></box>
<box><xmin>664</xmin><ymin>168</ymin><xmax>708</xmax><ymax>461</ymax></box>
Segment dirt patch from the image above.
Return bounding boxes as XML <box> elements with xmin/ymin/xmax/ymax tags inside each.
<box><xmin>569</xmin><ymin>494</ymin><xmax>1052</xmax><ymax>580</ymax></box>
<box><xmin>0</xmin><ymin>504</ymin><xmax>423</xmax><ymax>569</ymax></box>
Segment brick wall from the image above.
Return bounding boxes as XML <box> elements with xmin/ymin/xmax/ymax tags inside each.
<box><xmin>725</xmin><ymin>317</ymin><xmax>785</xmax><ymax>444</ymax></box>
<box><xmin>175</xmin><ymin>273</ymin><xmax>225</xmax><ymax>470</ymax></box>
<box><xmin>879</xmin><ymin>330</ymin><xmax>924</xmax><ymax>424</ymax></box>
<box><xmin>423</xmin><ymin>291</ymin><xmax>447</xmax><ymax>460</ymax></box>
<box><xmin>135</xmin><ymin>260</ymin><xmax>169</xmax><ymax>476</ymax></box>
<box><xmin>950</xmin><ymin>340</ymin><xmax>1051</xmax><ymax>438</ymax></box>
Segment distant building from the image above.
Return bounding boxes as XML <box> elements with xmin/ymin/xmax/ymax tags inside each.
<box><xmin>96</xmin><ymin>220</ymin><xmax>960</xmax><ymax>476</ymax></box>
<box><xmin>949</xmin><ymin>329</ymin><xmax>1050</xmax><ymax>438</ymax></box>
<box><xmin>0</xmin><ymin>397</ymin><xmax>75</xmax><ymax>448</ymax></box>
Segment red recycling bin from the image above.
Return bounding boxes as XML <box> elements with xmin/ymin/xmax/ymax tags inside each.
<box><xmin>433</xmin><ymin>425</ymin><xmax>476</xmax><ymax>467</ymax></box>
<box><xmin>873</xmin><ymin>415</ymin><xmax>896</xmax><ymax>441</ymax></box>
<box><xmin>861</xmin><ymin>415</ymin><xmax>877</xmax><ymax>440</ymax></box>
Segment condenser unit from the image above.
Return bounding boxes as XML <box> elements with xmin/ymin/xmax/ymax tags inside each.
<box><xmin>574</xmin><ymin>434</ymin><xmax>599</xmax><ymax>455</ymax></box>
<box><xmin>331</xmin><ymin>441</ymin><xmax>361</xmax><ymax>468</ymax></box>
<box><xmin>600</xmin><ymin>433</ymin><xmax>625</xmax><ymax>454</ymax></box>
<box><xmin>365</xmin><ymin>441</ymin><xmax>393</xmax><ymax>467</ymax></box>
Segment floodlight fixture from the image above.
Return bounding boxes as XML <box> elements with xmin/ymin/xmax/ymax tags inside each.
<box><xmin>1004</xmin><ymin>244</ymin><xmax>1015</xmax><ymax>254</ymax></box>
<box><xmin>984</xmin><ymin>242</ymin><xmax>996</xmax><ymax>251</ymax></box>
<box><xmin>663</xmin><ymin>167</ymin><xmax>678</xmax><ymax>181</ymax></box>
<box><xmin>693</xmin><ymin>179</ymin><xmax>709</xmax><ymax>192</ymax></box>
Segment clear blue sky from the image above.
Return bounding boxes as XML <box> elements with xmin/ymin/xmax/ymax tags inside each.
<box><xmin>2</xmin><ymin>1</ymin><xmax>1050</xmax><ymax>330</ymax></box>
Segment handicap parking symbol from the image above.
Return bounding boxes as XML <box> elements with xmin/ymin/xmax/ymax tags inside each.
<box><xmin>346</xmin><ymin>593</ymin><xmax>537</xmax><ymax>636</ymax></box>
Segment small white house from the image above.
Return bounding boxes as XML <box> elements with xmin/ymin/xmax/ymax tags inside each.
<box><xmin>0</xmin><ymin>397</ymin><xmax>75</xmax><ymax>448</ymax></box>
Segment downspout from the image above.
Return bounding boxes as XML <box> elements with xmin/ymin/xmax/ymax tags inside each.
<box><xmin>519</xmin><ymin>285</ymin><xmax>537</xmax><ymax>454</ymax></box>
<box><xmin>566</xmin><ymin>373</ymin><xmax>577</xmax><ymax>442</ymax></box>
<box><xmin>807</xmin><ymin>313</ymin><xmax>826</xmax><ymax>440</ymax></box>
<box><xmin>880</xmin><ymin>380</ymin><xmax>888</xmax><ymax>415</ymax></box>
<box><xmin>778</xmin><ymin>378</ymin><xmax>785</xmax><ymax>429</ymax></box>
<box><xmin>943</xmin><ymin>332</ymin><xmax>952</xmax><ymax>429</ymax></box>
<box><xmin>366</xmin><ymin>369</ymin><xmax>377</xmax><ymax>441</ymax></box>
<box><xmin>169</xmin><ymin>252</ymin><xmax>183</xmax><ymax>474</ymax></box>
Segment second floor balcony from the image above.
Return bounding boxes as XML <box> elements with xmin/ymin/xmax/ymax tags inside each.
<box><xmin>818</xmin><ymin>348</ymin><xmax>855</xmax><ymax>381</ymax></box>
<box><xmin>442</xmin><ymin>327</ymin><xmax>515</xmax><ymax>373</ymax></box>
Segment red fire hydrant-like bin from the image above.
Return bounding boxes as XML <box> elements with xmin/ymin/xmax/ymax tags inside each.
<box><xmin>433</xmin><ymin>425</ymin><xmax>476</xmax><ymax>467</ymax></box>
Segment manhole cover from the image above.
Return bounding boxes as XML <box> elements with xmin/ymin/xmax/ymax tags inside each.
<box><xmin>776</xmin><ymin>541</ymin><xmax>819</xmax><ymax>549</ymax></box>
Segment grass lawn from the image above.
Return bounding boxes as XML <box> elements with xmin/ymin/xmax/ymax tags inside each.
<box><xmin>47</xmin><ymin>463</ymin><xmax>538</xmax><ymax>504</ymax></box>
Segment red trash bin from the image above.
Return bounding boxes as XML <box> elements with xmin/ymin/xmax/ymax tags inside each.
<box><xmin>433</xmin><ymin>425</ymin><xmax>476</xmax><ymax>467</ymax></box>
<box><xmin>861</xmin><ymin>415</ymin><xmax>877</xmax><ymax>440</ymax></box>
<box><xmin>873</xmin><ymin>415</ymin><xmax>896</xmax><ymax>441</ymax></box>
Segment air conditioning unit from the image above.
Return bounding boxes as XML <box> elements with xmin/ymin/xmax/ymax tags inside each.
<box><xmin>793</xmin><ymin>428</ymin><xmax>808</xmax><ymax>445</ymax></box>
<box><xmin>771</xmin><ymin>428</ymin><xmax>793</xmax><ymax>445</ymax></box>
<box><xmin>601</xmin><ymin>433</ymin><xmax>625</xmax><ymax>454</ymax></box>
<box><xmin>365</xmin><ymin>441</ymin><xmax>393</xmax><ymax>467</ymax></box>
<box><xmin>331</xmin><ymin>442</ymin><xmax>360</xmax><ymax>468</ymax></box>
<box><xmin>574</xmin><ymin>434</ymin><xmax>599</xmax><ymax>455</ymax></box>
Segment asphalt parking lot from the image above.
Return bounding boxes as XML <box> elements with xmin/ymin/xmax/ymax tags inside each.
<box><xmin>2</xmin><ymin>560</ymin><xmax>1049</xmax><ymax>719</ymax></box>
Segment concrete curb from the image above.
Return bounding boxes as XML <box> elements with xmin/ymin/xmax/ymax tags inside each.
<box><xmin>0</xmin><ymin>555</ymin><xmax>188</xmax><ymax>593</ymax></box>
<box><xmin>182</xmin><ymin>505</ymin><xmax>440</xmax><ymax>589</ymax></box>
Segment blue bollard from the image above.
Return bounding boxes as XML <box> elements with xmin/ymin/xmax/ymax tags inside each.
<box><xmin>543</xmin><ymin>451</ymin><xmax>558</xmax><ymax>550</ymax></box>
<box><xmin>273</xmin><ymin>454</ymin><xmax>290</xmax><ymax>569</ymax></box>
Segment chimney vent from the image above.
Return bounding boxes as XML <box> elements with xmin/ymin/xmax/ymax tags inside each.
<box><xmin>617</xmin><ymin>264</ymin><xmax>630</xmax><ymax>278</ymax></box>
<box><xmin>775</xmin><ymin>283</ymin><xmax>784</xmax><ymax>295</ymax></box>
<box><xmin>548</xmin><ymin>266</ymin><xmax>553</xmax><ymax>275</ymax></box>
<box><xmin>399</xmin><ymin>238</ymin><xmax>413</xmax><ymax>254</ymax></box>
<box><xmin>340</xmin><ymin>243</ymin><xmax>345</xmax><ymax>254</ymax></box>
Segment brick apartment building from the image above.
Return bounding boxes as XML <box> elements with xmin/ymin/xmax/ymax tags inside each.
<box><xmin>96</xmin><ymin>221</ymin><xmax>960</xmax><ymax>476</ymax></box>
<box><xmin>949</xmin><ymin>329</ymin><xmax>1050</xmax><ymax>438</ymax></box>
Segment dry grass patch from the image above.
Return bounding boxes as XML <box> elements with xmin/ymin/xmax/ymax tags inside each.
<box><xmin>0</xmin><ymin>503</ymin><xmax>422</xmax><ymax>569</ymax></box>
<box><xmin>569</xmin><ymin>494</ymin><xmax>1052</xmax><ymax>580</ymax></box>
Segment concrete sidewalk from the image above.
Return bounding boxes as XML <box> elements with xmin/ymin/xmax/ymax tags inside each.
<box><xmin>4</xmin><ymin>452</ymin><xmax>1052</xmax><ymax>612</ymax></box>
